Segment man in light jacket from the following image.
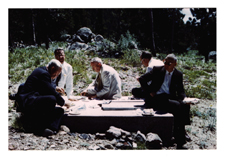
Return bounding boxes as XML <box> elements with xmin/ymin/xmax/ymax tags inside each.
<box><xmin>81</xmin><ymin>57</ymin><xmax>121</xmax><ymax>99</ymax></box>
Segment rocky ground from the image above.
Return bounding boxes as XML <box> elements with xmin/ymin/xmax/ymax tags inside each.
<box><xmin>8</xmin><ymin>66</ymin><xmax>217</xmax><ymax>150</ymax></box>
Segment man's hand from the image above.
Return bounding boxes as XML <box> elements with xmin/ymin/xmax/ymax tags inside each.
<box><xmin>136</xmin><ymin>76</ymin><xmax>140</xmax><ymax>82</ymax></box>
<box><xmin>56</xmin><ymin>86</ymin><xmax>65</xmax><ymax>94</ymax></box>
<box><xmin>80</xmin><ymin>91</ymin><xmax>87</xmax><ymax>96</ymax></box>
<box><xmin>150</xmin><ymin>92</ymin><xmax>156</xmax><ymax>97</ymax></box>
<box><xmin>88</xmin><ymin>94</ymin><xmax>97</xmax><ymax>100</ymax></box>
<box><xmin>64</xmin><ymin>101</ymin><xmax>71</xmax><ymax>108</ymax></box>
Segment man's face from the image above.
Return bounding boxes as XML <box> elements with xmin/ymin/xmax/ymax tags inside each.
<box><xmin>164</xmin><ymin>58</ymin><xmax>177</xmax><ymax>72</ymax></box>
<box><xmin>49</xmin><ymin>67</ymin><xmax>62</xmax><ymax>79</ymax></box>
<box><xmin>55</xmin><ymin>50</ymin><xmax>65</xmax><ymax>64</ymax></box>
<box><xmin>140</xmin><ymin>58</ymin><xmax>150</xmax><ymax>67</ymax></box>
<box><xmin>91</xmin><ymin>62</ymin><xmax>101</xmax><ymax>72</ymax></box>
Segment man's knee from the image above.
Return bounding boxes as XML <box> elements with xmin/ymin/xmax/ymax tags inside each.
<box><xmin>46</xmin><ymin>95</ymin><xmax>57</xmax><ymax>106</ymax></box>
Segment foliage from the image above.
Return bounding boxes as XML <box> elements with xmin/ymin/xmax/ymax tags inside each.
<box><xmin>8</xmin><ymin>41</ymin><xmax>216</xmax><ymax>100</ymax></box>
<box><xmin>117</xmin><ymin>30</ymin><xmax>139</xmax><ymax>51</ymax></box>
<box><xmin>9</xmin><ymin>8</ymin><xmax>216</xmax><ymax>55</ymax></box>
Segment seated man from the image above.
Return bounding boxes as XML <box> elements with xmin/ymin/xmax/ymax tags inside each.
<box><xmin>81</xmin><ymin>57</ymin><xmax>121</xmax><ymax>100</ymax></box>
<box><xmin>52</xmin><ymin>48</ymin><xmax>75</xmax><ymax>101</ymax></box>
<box><xmin>139</xmin><ymin>54</ymin><xmax>191</xmax><ymax>148</ymax></box>
<box><xmin>132</xmin><ymin>51</ymin><xmax>164</xmax><ymax>98</ymax></box>
<box><xmin>15</xmin><ymin>59</ymin><xmax>65</xmax><ymax>137</ymax></box>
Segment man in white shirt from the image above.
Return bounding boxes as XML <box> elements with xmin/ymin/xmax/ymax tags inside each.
<box><xmin>81</xmin><ymin>57</ymin><xmax>121</xmax><ymax>100</ymax></box>
<box><xmin>52</xmin><ymin>48</ymin><xmax>75</xmax><ymax>101</ymax></box>
<box><xmin>132</xmin><ymin>51</ymin><xmax>164</xmax><ymax>98</ymax></box>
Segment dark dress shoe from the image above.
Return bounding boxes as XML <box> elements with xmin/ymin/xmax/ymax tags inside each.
<box><xmin>42</xmin><ymin>128</ymin><xmax>54</xmax><ymax>137</ymax></box>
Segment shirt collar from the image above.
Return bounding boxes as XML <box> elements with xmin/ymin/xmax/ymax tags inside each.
<box><xmin>166</xmin><ymin>69</ymin><xmax>174</xmax><ymax>75</ymax></box>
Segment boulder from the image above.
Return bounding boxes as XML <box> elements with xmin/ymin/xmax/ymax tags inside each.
<box><xmin>208</xmin><ymin>51</ymin><xmax>216</xmax><ymax>61</ymax></box>
<box><xmin>76</xmin><ymin>27</ymin><xmax>93</xmax><ymax>43</ymax></box>
<box><xmin>69</xmin><ymin>42</ymin><xmax>88</xmax><ymax>50</ymax></box>
<box><xmin>61</xmin><ymin>34</ymin><xmax>71</xmax><ymax>40</ymax></box>
<box><xmin>94</xmin><ymin>34</ymin><xmax>104</xmax><ymax>42</ymax></box>
<box><xmin>145</xmin><ymin>132</ymin><xmax>162</xmax><ymax>149</ymax></box>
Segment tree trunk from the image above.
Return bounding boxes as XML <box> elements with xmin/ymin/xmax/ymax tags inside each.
<box><xmin>170</xmin><ymin>9</ymin><xmax>175</xmax><ymax>53</ymax></box>
<box><xmin>149</xmin><ymin>9</ymin><xmax>156</xmax><ymax>56</ymax></box>
<box><xmin>31</xmin><ymin>9</ymin><xmax>36</xmax><ymax>45</ymax></box>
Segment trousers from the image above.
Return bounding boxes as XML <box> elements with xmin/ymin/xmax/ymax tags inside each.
<box><xmin>145</xmin><ymin>93</ymin><xmax>190</xmax><ymax>143</ymax></box>
<box><xmin>22</xmin><ymin>95</ymin><xmax>64</xmax><ymax>135</ymax></box>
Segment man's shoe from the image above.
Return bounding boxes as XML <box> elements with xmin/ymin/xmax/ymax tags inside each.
<box><xmin>9</xmin><ymin>94</ymin><xmax>16</xmax><ymax>100</ymax></box>
<box><xmin>42</xmin><ymin>128</ymin><xmax>54</xmax><ymax>137</ymax></box>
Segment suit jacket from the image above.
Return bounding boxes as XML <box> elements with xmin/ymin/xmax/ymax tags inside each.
<box><xmin>87</xmin><ymin>64</ymin><xmax>122</xmax><ymax>99</ymax></box>
<box><xmin>139</xmin><ymin>66</ymin><xmax>186</xmax><ymax>101</ymax></box>
<box><xmin>16</xmin><ymin>66</ymin><xmax>65</xmax><ymax>112</ymax></box>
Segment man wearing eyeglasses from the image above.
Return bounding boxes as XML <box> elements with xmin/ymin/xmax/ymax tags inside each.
<box><xmin>139</xmin><ymin>54</ymin><xmax>191</xmax><ymax>149</ymax></box>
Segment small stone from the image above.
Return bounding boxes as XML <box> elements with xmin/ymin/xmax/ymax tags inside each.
<box><xmin>80</xmin><ymin>142</ymin><xmax>90</xmax><ymax>147</ymax></box>
<box><xmin>134</xmin><ymin>131</ymin><xmax>146</xmax><ymax>143</ymax></box>
<box><xmin>59</xmin><ymin>131</ymin><xmax>67</xmax><ymax>135</ymax></box>
<box><xmin>115</xmin><ymin>142</ymin><xmax>124</xmax><ymax>149</ymax></box>
<box><xmin>104</xmin><ymin>144</ymin><xmax>114</xmax><ymax>149</ymax></box>
<box><xmin>78</xmin><ymin>133</ymin><xmax>92</xmax><ymax>140</ymax></box>
<box><xmin>97</xmin><ymin>144</ymin><xmax>106</xmax><ymax>150</ymax></box>
<box><xmin>110</xmin><ymin>138</ymin><xmax>117</xmax><ymax>146</ymax></box>
<box><xmin>132</xmin><ymin>142</ymin><xmax>137</xmax><ymax>148</ymax></box>
<box><xmin>88</xmin><ymin>145</ymin><xmax>100</xmax><ymax>150</ymax></box>
<box><xmin>50</xmin><ymin>145</ymin><xmax>56</xmax><ymax>148</ymax></box>
<box><xmin>145</xmin><ymin>133</ymin><xmax>162</xmax><ymax>149</ymax></box>
<box><xmin>96</xmin><ymin>132</ymin><xmax>106</xmax><ymax>139</ymax></box>
<box><xmin>60</xmin><ymin>125</ymin><xmax>70</xmax><ymax>133</ymax></box>
<box><xmin>123</xmin><ymin>141</ymin><xmax>133</xmax><ymax>149</ymax></box>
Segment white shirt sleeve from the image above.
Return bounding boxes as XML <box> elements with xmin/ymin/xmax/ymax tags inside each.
<box><xmin>65</xmin><ymin>65</ymin><xmax>73</xmax><ymax>99</ymax></box>
<box><xmin>57</xmin><ymin>62</ymin><xmax>73</xmax><ymax>99</ymax></box>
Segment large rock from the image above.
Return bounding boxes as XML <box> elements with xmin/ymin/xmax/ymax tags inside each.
<box><xmin>76</xmin><ymin>27</ymin><xmax>94</xmax><ymax>43</ymax></box>
<box><xmin>94</xmin><ymin>34</ymin><xmax>104</xmax><ymax>42</ymax></box>
<box><xmin>208</xmin><ymin>51</ymin><xmax>216</xmax><ymax>61</ymax></box>
<box><xmin>69</xmin><ymin>42</ymin><xmax>89</xmax><ymax>50</ymax></box>
<box><xmin>145</xmin><ymin>132</ymin><xmax>162</xmax><ymax>149</ymax></box>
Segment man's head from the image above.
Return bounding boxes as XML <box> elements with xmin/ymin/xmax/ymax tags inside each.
<box><xmin>90</xmin><ymin>57</ymin><xmax>103</xmax><ymax>73</ymax></box>
<box><xmin>140</xmin><ymin>51</ymin><xmax>152</xmax><ymax>67</ymax></box>
<box><xmin>164</xmin><ymin>54</ymin><xmax>177</xmax><ymax>72</ymax></box>
<box><xmin>47</xmin><ymin>59</ymin><xmax>62</xmax><ymax>79</ymax></box>
<box><xmin>54</xmin><ymin>48</ymin><xmax>65</xmax><ymax>64</ymax></box>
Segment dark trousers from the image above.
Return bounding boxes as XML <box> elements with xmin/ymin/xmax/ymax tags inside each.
<box><xmin>148</xmin><ymin>93</ymin><xmax>190</xmax><ymax>142</ymax></box>
<box><xmin>131</xmin><ymin>87</ymin><xmax>145</xmax><ymax>98</ymax></box>
<box><xmin>23</xmin><ymin>95</ymin><xmax>64</xmax><ymax>135</ymax></box>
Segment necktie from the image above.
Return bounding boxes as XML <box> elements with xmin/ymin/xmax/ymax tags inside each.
<box><xmin>96</xmin><ymin>73</ymin><xmax>103</xmax><ymax>91</ymax></box>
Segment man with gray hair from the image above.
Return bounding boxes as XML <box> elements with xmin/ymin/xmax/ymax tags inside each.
<box><xmin>81</xmin><ymin>57</ymin><xmax>121</xmax><ymax>99</ymax></box>
<box><xmin>15</xmin><ymin>59</ymin><xmax>65</xmax><ymax>137</ymax></box>
<box><xmin>139</xmin><ymin>54</ymin><xmax>191</xmax><ymax>149</ymax></box>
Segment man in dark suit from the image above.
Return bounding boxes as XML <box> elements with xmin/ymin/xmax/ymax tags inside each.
<box><xmin>139</xmin><ymin>54</ymin><xmax>190</xmax><ymax>148</ymax></box>
<box><xmin>15</xmin><ymin>59</ymin><xmax>65</xmax><ymax>137</ymax></box>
